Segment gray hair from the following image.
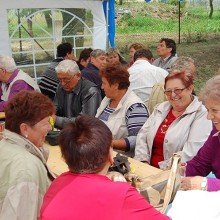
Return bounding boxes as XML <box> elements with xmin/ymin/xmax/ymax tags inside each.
<box><xmin>0</xmin><ymin>55</ymin><xmax>17</xmax><ymax>72</ymax></box>
<box><xmin>199</xmin><ymin>75</ymin><xmax>220</xmax><ymax>103</ymax></box>
<box><xmin>170</xmin><ymin>56</ymin><xmax>195</xmax><ymax>77</ymax></box>
<box><xmin>90</xmin><ymin>49</ymin><xmax>106</xmax><ymax>58</ymax></box>
<box><xmin>55</xmin><ymin>60</ymin><xmax>80</xmax><ymax>76</ymax></box>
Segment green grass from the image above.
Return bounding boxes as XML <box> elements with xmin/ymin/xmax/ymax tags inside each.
<box><xmin>116</xmin><ymin>4</ymin><xmax>220</xmax><ymax>34</ymax></box>
<box><xmin>115</xmin><ymin>2</ymin><xmax>220</xmax><ymax>94</ymax></box>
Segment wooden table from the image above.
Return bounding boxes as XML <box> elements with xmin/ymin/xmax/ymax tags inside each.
<box><xmin>46</xmin><ymin>143</ymin><xmax>161</xmax><ymax>177</ymax></box>
<box><xmin>0</xmin><ymin>112</ymin><xmax>5</xmax><ymax>119</ymax></box>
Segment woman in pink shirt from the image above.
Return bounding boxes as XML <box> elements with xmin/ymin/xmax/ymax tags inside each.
<box><xmin>40</xmin><ymin>115</ymin><xmax>169</xmax><ymax>220</ymax></box>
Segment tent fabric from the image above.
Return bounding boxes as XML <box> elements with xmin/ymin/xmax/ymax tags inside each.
<box><xmin>0</xmin><ymin>0</ymin><xmax>107</xmax><ymax>55</ymax></box>
<box><xmin>103</xmin><ymin>0</ymin><xmax>115</xmax><ymax>48</ymax></box>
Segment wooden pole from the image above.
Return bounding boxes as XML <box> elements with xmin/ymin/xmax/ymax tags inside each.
<box><xmin>178</xmin><ymin>1</ymin><xmax>181</xmax><ymax>44</ymax></box>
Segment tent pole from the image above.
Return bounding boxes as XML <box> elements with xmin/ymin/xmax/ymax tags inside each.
<box><xmin>106</xmin><ymin>0</ymin><xmax>109</xmax><ymax>50</ymax></box>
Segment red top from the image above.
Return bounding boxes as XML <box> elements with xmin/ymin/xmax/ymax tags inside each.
<box><xmin>151</xmin><ymin>110</ymin><xmax>176</xmax><ymax>168</ymax></box>
<box><xmin>129</xmin><ymin>60</ymin><xmax>134</xmax><ymax>67</ymax></box>
<box><xmin>40</xmin><ymin>172</ymin><xmax>169</xmax><ymax>220</ymax></box>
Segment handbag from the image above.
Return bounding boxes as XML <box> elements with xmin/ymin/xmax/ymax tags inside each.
<box><xmin>108</xmin><ymin>153</ymin><xmax>131</xmax><ymax>175</ymax></box>
<box><xmin>125</xmin><ymin>153</ymin><xmax>181</xmax><ymax>214</ymax></box>
<box><xmin>45</xmin><ymin>130</ymin><xmax>60</xmax><ymax>146</ymax></box>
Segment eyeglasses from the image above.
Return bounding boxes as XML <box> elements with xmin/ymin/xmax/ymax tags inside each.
<box><xmin>58</xmin><ymin>76</ymin><xmax>74</xmax><ymax>84</ymax></box>
<box><xmin>164</xmin><ymin>88</ymin><xmax>186</xmax><ymax>96</ymax></box>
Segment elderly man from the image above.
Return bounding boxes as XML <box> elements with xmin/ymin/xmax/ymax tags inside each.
<box><xmin>128</xmin><ymin>48</ymin><xmax>168</xmax><ymax>105</ymax></box>
<box><xmin>0</xmin><ymin>55</ymin><xmax>40</xmax><ymax>111</ymax></box>
<box><xmin>54</xmin><ymin>60</ymin><xmax>101</xmax><ymax>129</ymax></box>
<box><xmin>39</xmin><ymin>42</ymin><xmax>77</xmax><ymax>100</ymax></box>
<box><xmin>81</xmin><ymin>49</ymin><xmax>107</xmax><ymax>98</ymax></box>
<box><xmin>153</xmin><ymin>38</ymin><xmax>178</xmax><ymax>71</ymax></box>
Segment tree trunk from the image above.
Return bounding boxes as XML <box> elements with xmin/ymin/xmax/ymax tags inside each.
<box><xmin>27</xmin><ymin>18</ymin><xmax>33</xmax><ymax>36</ymax></box>
<box><xmin>119</xmin><ymin>0</ymin><xmax>123</xmax><ymax>5</ymax></box>
<box><xmin>61</xmin><ymin>8</ymin><xmax>86</xmax><ymax>48</ymax></box>
<box><xmin>209</xmin><ymin>0</ymin><xmax>213</xmax><ymax>19</ymax></box>
<box><xmin>44</xmin><ymin>11</ymin><xmax>52</xmax><ymax>28</ymax></box>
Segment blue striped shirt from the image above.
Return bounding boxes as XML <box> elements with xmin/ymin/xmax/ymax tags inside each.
<box><xmin>99</xmin><ymin>103</ymin><xmax>149</xmax><ymax>151</ymax></box>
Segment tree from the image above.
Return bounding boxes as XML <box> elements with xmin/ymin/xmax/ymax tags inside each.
<box><xmin>119</xmin><ymin>0</ymin><xmax>123</xmax><ymax>5</ymax></box>
<box><xmin>209</xmin><ymin>0</ymin><xmax>213</xmax><ymax>19</ymax></box>
<box><xmin>61</xmin><ymin>8</ymin><xmax>86</xmax><ymax>47</ymax></box>
<box><xmin>44</xmin><ymin>11</ymin><xmax>52</xmax><ymax>28</ymax></box>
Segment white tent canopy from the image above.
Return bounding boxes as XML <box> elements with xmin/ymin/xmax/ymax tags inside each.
<box><xmin>0</xmin><ymin>0</ymin><xmax>107</xmax><ymax>55</ymax></box>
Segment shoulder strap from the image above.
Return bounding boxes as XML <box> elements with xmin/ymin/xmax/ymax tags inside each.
<box><xmin>160</xmin><ymin>153</ymin><xmax>181</xmax><ymax>213</ymax></box>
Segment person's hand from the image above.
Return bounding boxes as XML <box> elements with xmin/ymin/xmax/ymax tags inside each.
<box><xmin>181</xmin><ymin>176</ymin><xmax>205</xmax><ymax>190</ymax></box>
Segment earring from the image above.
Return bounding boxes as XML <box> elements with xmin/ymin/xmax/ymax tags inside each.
<box><xmin>25</xmin><ymin>134</ymin><xmax>28</xmax><ymax>138</ymax></box>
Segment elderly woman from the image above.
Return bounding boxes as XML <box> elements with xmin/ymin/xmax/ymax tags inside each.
<box><xmin>181</xmin><ymin>75</ymin><xmax>220</xmax><ymax>191</ymax></box>
<box><xmin>96</xmin><ymin>63</ymin><xmax>149</xmax><ymax>157</ymax></box>
<box><xmin>135</xmin><ymin>71</ymin><xmax>212</xmax><ymax>169</ymax></box>
<box><xmin>40</xmin><ymin>116</ymin><xmax>169</xmax><ymax>220</ymax></box>
<box><xmin>0</xmin><ymin>91</ymin><xmax>55</xmax><ymax>219</ymax></box>
<box><xmin>107</xmin><ymin>48</ymin><xmax>127</xmax><ymax>66</ymax></box>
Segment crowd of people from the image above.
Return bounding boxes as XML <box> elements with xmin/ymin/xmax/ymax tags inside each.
<box><xmin>0</xmin><ymin>38</ymin><xmax>219</xmax><ymax>219</ymax></box>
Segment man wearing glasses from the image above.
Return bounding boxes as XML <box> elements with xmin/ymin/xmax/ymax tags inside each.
<box><xmin>54</xmin><ymin>60</ymin><xmax>102</xmax><ymax>129</ymax></box>
<box><xmin>39</xmin><ymin>42</ymin><xmax>78</xmax><ymax>101</ymax></box>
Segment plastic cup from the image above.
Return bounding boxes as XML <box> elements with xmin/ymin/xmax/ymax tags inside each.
<box><xmin>179</xmin><ymin>162</ymin><xmax>187</xmax><ymax>177</ymax></box>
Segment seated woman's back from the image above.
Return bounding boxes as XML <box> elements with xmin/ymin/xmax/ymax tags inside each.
<box><xmin>40</xmin><ymin>116</ymin><xmax>168</xmax><ymax>220</ymax></box>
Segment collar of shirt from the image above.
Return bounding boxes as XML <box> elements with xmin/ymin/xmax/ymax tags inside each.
<box><xmin>6</xmin><ymin>69</ymin><xmax>19</xmax><ymax>85</ymax></box>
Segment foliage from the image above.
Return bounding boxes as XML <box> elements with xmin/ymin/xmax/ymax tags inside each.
<box><xmin>115</xmin><ymin>2</ymin><xmax>220</xmax><ymax>94</ymax></box>
<box><xmin>166</xmin><ymin>0</ymin><xmax>186</xmax><ymax>8</ymax></box>
<box><xmin>116</xmin><ymin>4</ymin><xmax>220</xmax><ymax>41</ymax></box>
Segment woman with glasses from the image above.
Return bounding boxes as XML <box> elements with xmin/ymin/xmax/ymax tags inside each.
<box><xmin>166</xmin><ymin>75</ymin><xmax>220</xmax><ymax>220</ymax></box>
<box><xmin>134</xmin><ymin>71</ymin><xmax>212</xmax><ymax>169</ymax></box>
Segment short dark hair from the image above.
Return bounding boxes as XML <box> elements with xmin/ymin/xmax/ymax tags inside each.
<box><xmin>59</xmin><ymin>115</ymin><xmax>112</xmax><ymax>174</ymax></box>
<box><xmin>164</xmin><ymin>71</ymin><xmax>193</xmax><ymax>90</ymax></box>
<box><xmin>78</xmin><ymin>48</ymin><xmax>93</xmax><ymax>62</ymax></box>
<box><xmin>5</xmin><ymin>91</ymin><xmax>55</xmax><ymax>134</ymax></box>
<box><xmin>57</xmin><ymin>42</ymin><xmax>73</xmax><ymax>57</ymax></box>
<box><xmin>134</xmin><ymin>49</ymin><xmax>153</xmax><ymax>62</ymax></box>
<box><xmin>100</xmin><ymin>63</ymin><xmax>130</xmax><ymax>90</ymax></box>
<box><xmin>160</xmin><ymin>38</ymin><xmax>176</xmax><ymax>56</ymax></box>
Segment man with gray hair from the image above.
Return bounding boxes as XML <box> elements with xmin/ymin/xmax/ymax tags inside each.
<box><xmin>54</xmin><ymin>59</ymin><xmax>101</xmax><ymax>129</ymax></box>
<box><xmin>0</xmin><ymin>55</ymin><xmax>40</xmax><ymax>111</ymax></box>
<box><xmin>148</xmin><ymin>56</ymin><xmax>196</xmax><ymax>114</ymax></box>
<box><xmin>81</xmin><ymin>49</ymin><xmax>107</xmax><ymax>98</ymax></box>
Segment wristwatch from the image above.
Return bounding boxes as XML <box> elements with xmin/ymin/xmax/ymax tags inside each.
<box><xmin>200</xmin><ymin>177</ymin><xmax>207</xmax><ymax>191</ymax></box>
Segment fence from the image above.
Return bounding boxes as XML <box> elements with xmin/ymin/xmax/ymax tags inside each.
<box><xmin>114</xmin><ymin>0</ymin><xmax>220</xmax><ymax>60</ymax></box>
